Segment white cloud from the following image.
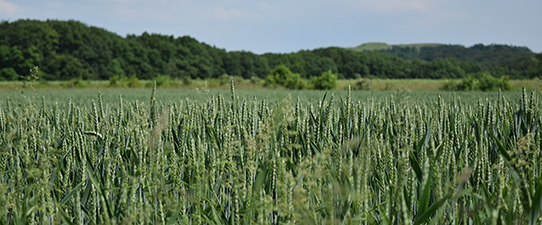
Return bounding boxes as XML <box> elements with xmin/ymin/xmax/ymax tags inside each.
<box><xmin>0</xmin><ymin>0</ymin><xmax>19</xmax><ymax>14</ymax></box>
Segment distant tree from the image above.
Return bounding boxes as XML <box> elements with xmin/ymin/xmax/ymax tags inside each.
<box><xmin>442</xmin><ymin>72</ymin><xmax>510</xmax><ymax>91</ymax></box>
<box><xmin>107</xmin><ymin>58</ymin><xmax>125</xmax><ymax>78</ymax></box>
<box><xmin>0</xmin><ymin>67</ymin><xmax>18</xmax><ymax>81</ymax></box>
<box><xmin>265</xmin><ymin>65</ymin><xmax>304</xmax><ymax>89</ymax></box>
<box><xmin>1</xmin><ymin>19</ymin><xmax>538</xmax><ymax>81</ymax></box>
<box><xmin>312</xmin><ymin>69</ymin><xmax>337</xmax><ymax>90</ymax></box>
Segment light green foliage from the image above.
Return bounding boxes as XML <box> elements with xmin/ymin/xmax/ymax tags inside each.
<box><xmin>312</xmin><ymin>69</ymin><xmax>338</xmax><ymax>90</ymax></box>
<box><xmin>217</xmin><ymin>74</ymin><xmax>231</xmax><ymax>86</ymax></box>
<box><xmin>108</xmin><ymin>75</ymin><xmax>121</xmax><ymax>87</ymax></box>
<box><xmin>442</xmin><ymin>72</ymin><xmax>511</xmax><ymax>91</ymax></box>
<box><xmin>155</xmin><ymin>75</ymin><xmax>171</xmax><ymax>87</ymax></box>
<box><xmin>109</xmin><ymin>74</ymin><xmax>141</xmax><ymax>88</ymax></box>
<box><xmin>65</xmin><ymin>77</ymin><xmax>89</xmax><ymax>88</ymax></box>
<box><xmin>265</xmin><ymin>65</ymin><xmax>305</xmax><ymax>89</ymax></box>
<box><xmin>106</xmin><ymin>58</ymin><xmax>125</xmax><ymax>78</ymax></box>
<box><xmin>0</xmin><ymin>87</ymin><xmax>540</xmax><ymax>224</ymax></box>
<box><xmin>18</xmin><ymin>66</ymin><xmax>40</xmax><ymax>89</ymax></box>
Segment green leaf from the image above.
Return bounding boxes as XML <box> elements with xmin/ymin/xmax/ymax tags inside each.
<box><xmin>410</xmin><ymin>151</ymin><xmax>423</xmax><ymax>183</ymax></box>
<box><xmin>60</xmin><ymin>179</ymin><xmax>85</xmax><ymax>205</ymax></box>
<box><xmin>530</xmin><ymin>180</ymin><xmax>542</xmax><ymax>225</ymax></box>
<box><xmin>85</xmin><ymin>151</ymin><xmax>114</xmax><ymax>221</ymax></box>
<box><xmin>413</xmin><ymin>193</ymin><xmax>451</xmax><ymax>225</ymax></box>
<box><xmin>81</xmin><ymin>179</ymin><xmax>92</xmax><ymax>206</ymax></box>
<box><xmin>417</xmin><ymin>173</ymin><xmax>433</xmax><ymax>217</ymax></box>
<box><xmin>491</xmin><ymin>131</ymin><xmax>511</xmax><ymax>162</ymax></box>
<box><xmin>58</xmin><ymin>207</ymin><xmax>76</xmax><ymax>225</ymax></box>
<box><xmin>252</xmin><ymin>161</ymin><xmax>268</xmax><ymax>193</ymax></box>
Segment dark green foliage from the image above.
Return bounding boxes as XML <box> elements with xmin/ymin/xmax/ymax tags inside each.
<box><xmin>352</xmin><ymin>78</ymin><xmax>371</xmax><ymax>90</ymax></box>
<box><xmin>372</xmin><ymin>44</ymin><xmax>540</xmax><ymax>78</ymax></box>
<box><xmin>106</xmin><ymin>58</ymin><xmax>124</xmax><ymax>78</ymax></box>
<box><xmin>0</xmin><ymin>67</ymin><xmax>18</xmax><ymax>81</ymax></box>
<box><xmin>0</xmin><ymin>45</ymin><xmax>40</xmax><ymax>80</ymax></box>
<box><xmin>0</xmin><ymin>19</ymin><xmax>540</xmax><ymax>81</ymax></box>
<box><xmin>181</xmin><ymin>76</ymin><xmax>192</xmax><ymax>86</ymax></box>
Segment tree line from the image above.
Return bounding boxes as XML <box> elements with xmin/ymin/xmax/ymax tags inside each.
<box><xmin>1</xmin><ymin>19</ymin><xmax>541</xmax><ymax>81</ymax></box>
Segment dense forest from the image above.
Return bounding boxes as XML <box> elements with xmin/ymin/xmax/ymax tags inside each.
<box><xmin>1</xmin><ymin>19</ymin><xmax>541</xmax><ymax>81</ymax></box>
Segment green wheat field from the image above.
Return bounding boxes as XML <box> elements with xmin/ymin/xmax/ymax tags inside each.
<box><xmin>0</xmin><ymin>84</ymin><xmax>540</xmax><ymax>224</ymax></box>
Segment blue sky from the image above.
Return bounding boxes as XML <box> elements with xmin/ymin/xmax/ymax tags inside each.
<box><xmin>1</xmin><ymin>0</ymin><xmax>541</xmax><ymax>54</ymax></box>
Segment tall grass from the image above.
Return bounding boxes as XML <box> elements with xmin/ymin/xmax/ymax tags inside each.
<box><xmin>0</xmin><ymin>84</ymin><xmax>540</xmax><ymax>224</ymax></box>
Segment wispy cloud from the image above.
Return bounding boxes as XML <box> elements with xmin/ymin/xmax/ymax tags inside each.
<box><xmin>0</xmin><ymin>0</ymin><xmax>19</xmax><ymax>15</ymax></box>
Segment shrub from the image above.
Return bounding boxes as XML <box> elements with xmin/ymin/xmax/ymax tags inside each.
<box><xmin>0</xmin><ymin>67</ymin><xmax>19</xmax><ymax>81</ymax></box>
<box><xmin>110</xmin><ymin>75</ymin><xmax>141</xmax><ymax>88</ymax></box>
<box><xmin>66</xmin><ymin>77</ymin><xmax>89</xmax><ymax>88</ymax></box>
<box><xmin>109</xmin><ymin>75</ymin><xmax>121</xmax><ymax>87</ymax></box>
<box><xmin>312</xmin><ymin>70</ymin><xmax>337</xmax><ymax>90</ymax></box>
<box><xmin>441</xmin><ymin>73</ymin><xmax>510</xmax><ymax>91</ymax></box>
<box><xmin>217</xmin><ymin>74</ymin><xmax>230</xmax><ymax>86</ymax></box>
<box><xmin>182</xmin><ymin>76</ymin><xmax>192</xmax><ymax>86</ymax></box>
<box><xmin>353</xmin><ymin>78</ymin><xmax>371</xmax><ymax>90</ymax></box>
<box><xmin>283</xmin><ymin>73</ymin><xmax>305</xmax><ymax>89</ymax></box>
<box><xmin>264</xmin><ymin>74</ymin><xmax>277</xmax><ymax>88</ymax></box>
<box><xmin>250</xmin><ymin>76</ymin><xmax>262</xmax><ymax>85</ymax></box>
<box><xmin>155</xmin><ymin>75</ymin><xmax>171</xmax><ymax>87</ymax></box>
<box><xmin>265</xmin><ymin>65</ymin><xmax>305</xmax><ymax>89</ymax></box>
<box><xmin>479</xmin><ymin>73</ymin><xmax>510</xmax><ymax>91</ymax></box>
<box><xmin>127</xmin><ymin>75</ymin><xmax>141</xmax><ymax>88</ymax></box>
<box><xmin>459</xmin><ymin>76</ymin><xmax>479</xmax><ymax>91</ymax></box>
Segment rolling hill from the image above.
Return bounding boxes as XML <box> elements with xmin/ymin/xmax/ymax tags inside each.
<box><xmin>348</xmin><ymin>42</ymin><xmax>444</xmax><ymax>52</ymax></box>
<box><xmin>1</xmin><ymin>20</ymin><xmax>540</xmax><ymax>80</ymax></box>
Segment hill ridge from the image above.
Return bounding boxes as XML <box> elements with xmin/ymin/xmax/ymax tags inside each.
<box><xmin>0</xmin><ymin>19</ymin><xmax>540</xmax><ymax>80</ymax></box>
<box><xmin>349</xmin><ymin>42</ymin><xmax>445</xmax><ymax>52</ymax></box>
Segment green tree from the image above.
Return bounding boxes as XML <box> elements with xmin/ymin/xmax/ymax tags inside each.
<box><xmin>1</xmin><ymin>19</ymin><xmax>538</xmax><ymax>81</ymax></box>
<box><xmin>107</xmin><ymin>58</ymin><xmax>125</xmax><ymax>77</ymax></box>
<box><xmin>265</xmin><ymin>65</ymin><xmax>305</xmax><ymax>89</ymax></box>
<box><xmin>312</xmin><ymin>69</ymin><xmax>338</xmax><ymax>90</ymax></box>
<box><xmin>0</xmin><ymin>67</ymin><xmax>19</xmax><ymax>81</ymax></box>
<box><xmin>442</xmin><ymin>72</ymin><xmax>510</xmax><ymax>91</ymax></box>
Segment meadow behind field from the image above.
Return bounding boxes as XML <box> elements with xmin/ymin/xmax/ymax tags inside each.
<box><xmin>0</xmin><ymin>78</ymin><xmax>539</xmax><ymax>92</ymax></box>
<box><xmin>0</xmin><ymin>77</ymin><xmax>538</xmax><ymax>108</ymax></box>
<box><xmin>0</xmin><ymin>87</ymin><xmax>528</xmax><ymax>107</ymax></box>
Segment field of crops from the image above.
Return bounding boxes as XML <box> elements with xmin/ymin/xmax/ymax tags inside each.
<box><xmin>0</xmin><ymin>83</ymin><xmax>541</xmax><ymax>224</ymax></box>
